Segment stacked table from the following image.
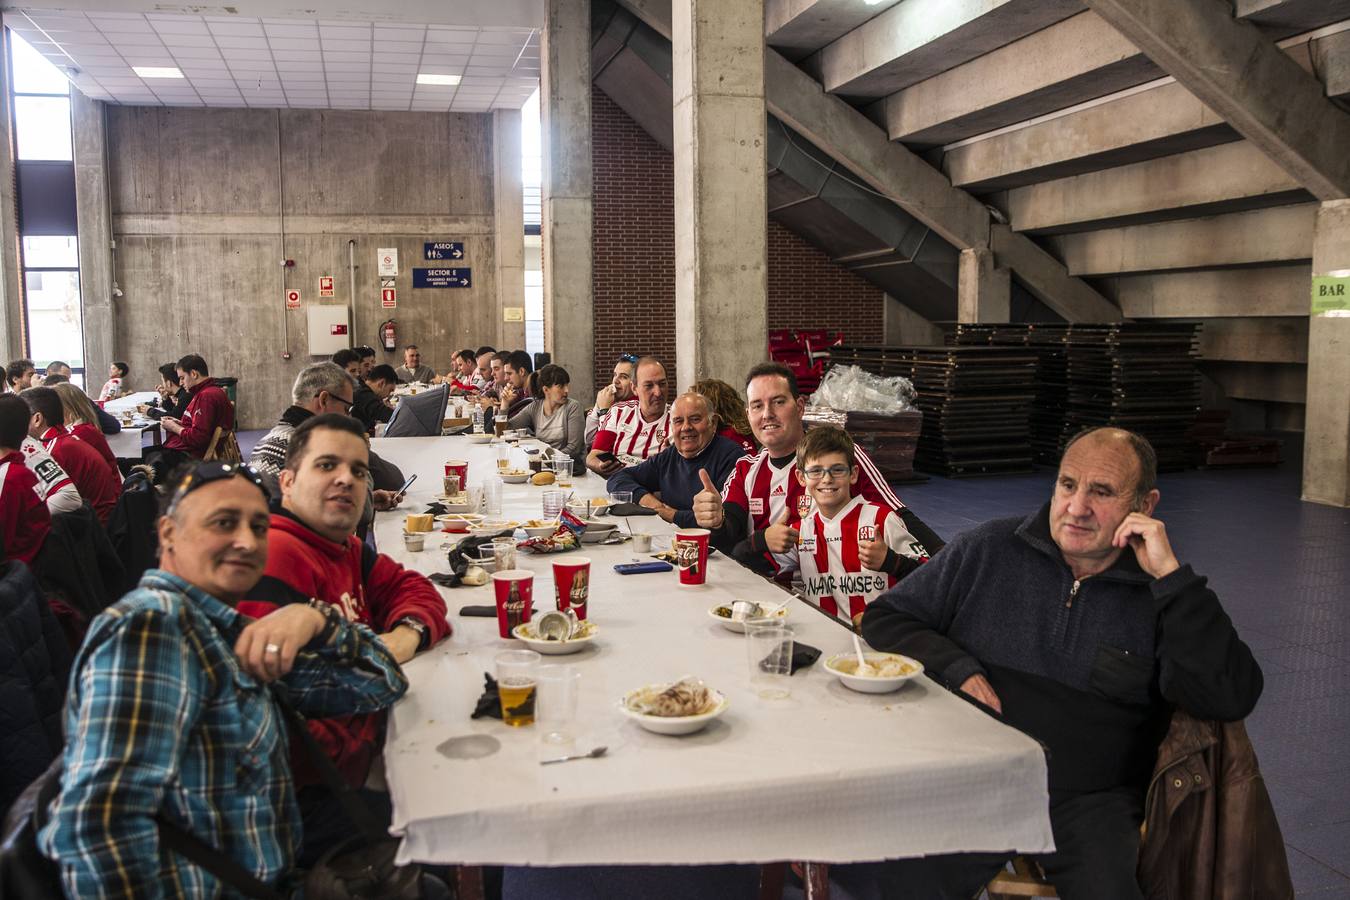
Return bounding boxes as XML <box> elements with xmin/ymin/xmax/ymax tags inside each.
<box><xmin>371</xmin><ymin>434</ymin><xmax>1052</xmax><ymax>868</ymax></box>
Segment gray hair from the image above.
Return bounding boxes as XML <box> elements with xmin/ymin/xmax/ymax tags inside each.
<box><xmin>292</xmin><ymin>362</ymin><xmax>353</xmax><ymax>407</ymax></box>
<box><xmin>673</xmin><ymin>391</ymin><xmax>716</xmax><ymax>422</ymax></box>
<box><xmin>1062</xmin><ymin>426</ymin><xmax>1158</xmax><ymax>507</ymax></box>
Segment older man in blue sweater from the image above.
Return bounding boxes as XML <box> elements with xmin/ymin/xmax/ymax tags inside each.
<box><xmin>861</xmin><ymin>427</ymin><xmax>1262</xmax><ymax>900</ymax></box>
<box><xmin>606</xmin><ymin>392</ymin><xmax>743</xmax><ymax>528</ymax></box>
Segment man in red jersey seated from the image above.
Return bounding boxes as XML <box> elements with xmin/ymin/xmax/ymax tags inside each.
<box><xmin>585</xmin><ymin>356</ymin><xmax>672</xmax><ymax>477</ymax></box>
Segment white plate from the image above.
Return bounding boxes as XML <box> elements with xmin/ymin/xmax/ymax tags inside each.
<box><xmin>469</xmin><ymin>521</ymin><xmax>519</xmax><ymax>537</ymax></box>
<box><xmin>707</xmin><ymin>602</ymin><xmax>789</xmax><ymax>633</ymax></box>
<box><xmin>579</xmin><ymin>521</ymin><xmax>618</xmax><ymax>543</ymax></box>
<box><xmin>512</xmin><ymin>622</ymin><xmax>598</xmax><ymax>654</ymax></box>
<box><xmin>823</xmin><ymin>653</ymin><xmax>924</xmax><ymax>694</ymax></box>
<box><xmin>618</xmin><ymin>686</ymin><xmax>728</xmax><ymax>735</ymax></box>
<box><xmin>434</xmin><ymin>497</ymin><xmax>474</xmax><ymax>513</ymax></box>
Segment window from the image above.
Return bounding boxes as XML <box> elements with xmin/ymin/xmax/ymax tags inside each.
<box><xmin>7</xmin><ymin>29</ymin><xmax>84</xmax><ymax>383</ymax></box>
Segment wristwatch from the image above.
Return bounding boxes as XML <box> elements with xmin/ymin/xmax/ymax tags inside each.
<box><xmin>395</xmin><ymin>616</ymin><xmax>430</xmax><ymax>651</ymax></box>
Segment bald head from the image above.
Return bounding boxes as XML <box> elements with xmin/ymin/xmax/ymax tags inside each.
<box><xmin>1062</xmin><ymin>427</ymin><xmax>1156</xmax><ymax>505</ymax></box>
<box><xmin>670</xmin><ymin>391</ymin><xmax>717</xmax><ymax>458</ymax></box>
<box><xmin>634</xmin><ymin>357</ymin><xmax>668</xmax><ymax>419</ymax></box>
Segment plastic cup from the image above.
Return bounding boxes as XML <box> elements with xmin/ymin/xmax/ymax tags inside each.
<box><xmin>496</xmin><ymin>649</ymin><xmax>540</xmax><ymax>727</ymax></box>
<box><xmin>444</xmin><ymin>459</ymin><xmax>469</xmax><ymax>487</ymax></box>
<box><xmin>608</xmin><ymin>491</ymin><xmax>632</xmax><ymax>508</ymax></box>
<box><xmin>542</xmin><ymin>489</ymin><xmax>567</xmax><ymax>519</ymax></box>
<box><xmin>495</xmin><ymin>444</ymin><xmax>512</xmax><ymax>471</ymax></box>
<box><xmin>633</xmin><ymin>533</ymin><xmax>652</xmax><ymax>553</ymax></box>
<box><xmin>553</xmin><ymin>457</ymin><xmax>573</xmax><ymax>487</ymax></box>
<box><xmin>536</xmin><ymin>665</ymin><xmax>581</xmax><ymax>745</ymax></box>
<box><xmin>745</xmin><ymin>623</ymin><xmax>793</xmax><ymax>700</ymax></box>
<box><xmin>492</xmin><ymin>570</ymin><xmax>534</xmax><ymax>639</ymax></box>
<box><xmin>673</xmin><ymin>528</ymin><xmax>711</xmax><ymax>585</ymax></box>
<box><xmin>552</xmin><ymin>557</ymin><xmax>592</xmax><ymax>619</ymax></box>
<box><xmin>492</xmin><ymin>537</ymin><xmax>518</xmax><ymax>572</ymax></box>
<box><xmin>402</xmin><ymin>532</ymin><xmax>425</xmax><ymax>552</ymax></box>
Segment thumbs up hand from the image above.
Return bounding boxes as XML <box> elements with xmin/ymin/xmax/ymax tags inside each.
<box><xmin>858</xmin><ymin>537</ymin><xmax>888</xmax><ymax>571</ymax></box>
<box><xmin>693</xmin><ymin>468</ymin><xmax>725</xmax><ymax>529</ymax></box>
<box><xmin>764</xmin><ymin>506</ymin><xmax>800</xmax><ymax>554</ymax></box>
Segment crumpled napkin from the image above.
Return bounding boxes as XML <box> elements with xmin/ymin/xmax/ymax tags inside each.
<box><xmin>470</xmin><ymin>672</ymin><xmax>535</xmax><ymax>721</ymax></box>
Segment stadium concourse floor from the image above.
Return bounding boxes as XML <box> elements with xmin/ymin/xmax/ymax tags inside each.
<box><xmin>238</xmin><ymin>428</ymin><xmax>1350</xmax><ymax>895</ymax></box>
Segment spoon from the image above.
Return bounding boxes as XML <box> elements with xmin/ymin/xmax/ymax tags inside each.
<box><xmin>851</xmin><ymin>632</ymin><xmax>876</xmax><ymax>678</ymax></box>
<box><xmin>540</xmin><ymin>745</ymin><xmax>608</xmax><ymax>765</ymax></box>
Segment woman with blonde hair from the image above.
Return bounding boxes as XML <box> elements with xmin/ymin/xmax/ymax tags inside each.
<box><xmin>51</xmin><ymin>382</ymin><xmax>120</xmax><ymax>477</ymax></box>
<box><xmin>691</xmin><ymin>378</ymin><xmax>756</xmax><ymax>454</ymax></box>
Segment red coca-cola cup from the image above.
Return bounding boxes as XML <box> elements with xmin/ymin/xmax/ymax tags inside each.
<box><xmin>444</xmin><ymin>459</ymin><xmax>469</xmax><ymax>487</ymax></box>
<box><xmin>492</xmin><ymin>570</ymin><xmax>534</xmax><ymax>639</ymax></box>
<box><xmin>552</xmin><ymin>557</ymin><xmax>592</xmax><ymax>619</ymax></box>
<box><xmin>673</xmin><ymin>528</ymin><xmax>711</xmax><ymax>586</ymax></box>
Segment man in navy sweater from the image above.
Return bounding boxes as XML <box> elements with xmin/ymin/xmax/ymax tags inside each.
<box><xmin>605</xmin><ymin>392</ymin><xmax>742</xmax><ymax>528</ymax></box>
<box><xmin>861</xmin><ymin>427</ymin><xmax>1262</xmax><ymax>900</ymax></box>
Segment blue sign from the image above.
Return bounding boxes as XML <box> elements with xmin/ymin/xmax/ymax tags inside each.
<box><xmin>413</xmin><ymin>267</ymin><xmax>472</xmax><ymax>289</ymax></box>
<box><xmin>424</xmin><ymin>241</ymin><xmax>465</xmax><ymax>260</ymax></box>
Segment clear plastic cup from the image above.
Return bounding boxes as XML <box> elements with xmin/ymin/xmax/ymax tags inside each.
<box><xmin>745</xmin><ymin>624</ymin><xmax>793</xmax><ymax>700</ymax></box>
<box><xmin>496</xmin><ymin>649</ymin><xmax>540</xmax><ymax>726</ymax></box>
<box><xmin>536</xmin><ymin>665</ymin><xmax>581</xmax><ymax>745</ymax></box>
<box><xmin>542</xmin><ymin>489</ymin><xmax>567</xmax><ymax>519</ymax></box>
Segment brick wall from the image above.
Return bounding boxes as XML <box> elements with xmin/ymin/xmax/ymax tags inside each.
<box><xmin>590</xmin><ymin>86</ymin><xmax>884</xmax><ymax>390</ymax></box>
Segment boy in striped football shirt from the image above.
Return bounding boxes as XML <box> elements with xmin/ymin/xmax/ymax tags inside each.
<box><xmin>793</xmin><ymin>426</ymin><xmax>930</xmax><ymax>626</ymax></box>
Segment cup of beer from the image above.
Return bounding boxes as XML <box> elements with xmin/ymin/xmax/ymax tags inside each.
<box><xmin>673</xmin><ymin>528</ymin><xmax>711</xmax><ymax>586</ymax></box>
<box><xmin>552</xmin><ymin>557</ymin><xmax>591</xmax><ymax>619</ymax></box>
<box><xmin>495</xmin><ymin>649</ymin><xmax>540</xmax><ymax>727</ymax></box>
<box><xmin>492</xmin><ymin>570</ymin><xmax>534</xmax><ymax>639</ymax></box>
<box><xmin>444</xmin><ymin>459</ymin><xmax>469</xmax><ymax>487</ymax></box>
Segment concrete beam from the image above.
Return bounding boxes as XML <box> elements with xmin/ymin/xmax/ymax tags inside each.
<box><xmin>1304</xmin><ymin>198</ymin><xmax>1350</xmax><ymax>506</ymax></box>
<box><xmin>1049</xmin><ymin>203</ymin><xmax>1318</xmax><ymax>277</ymax></box>
<box><xmin>1006</xmin><ymin>140</ymin><xmax>1307</xmax><ymax>235</ymax></box>
<box><xmin>1109</xmin><ymin>264</ymin><xmax>1312</xmax><ymax>317</ymax></box>
<box><xmin>1311</xmin><ymin>28</ymin><xmax>1350</xmax><ymax>99</ymax></box>
<box><xmin>1197</xmin><ymin>316</ymin><xmax>1309</xmax><ymax>363</ymax></box>
<box><xmin>878</xmin><ymin>12</ymin><xmax>1158</xmax><ymax>148</ymax></box>
<box><xmin>957</xmin><ymin>247</ymin><xmax>1010</xmax><ymax>322</ymax></box>
<box><xmin>541</xmin><ymin>0</ymin><xmax>595</xmax><ymax>403</ymax></box>
<box><xmin>71</xmin><ymin>91</ymin><xmax>115</xmax><ymax>390</ymax></box>
<box><xmin>492</xmin><ymin>109</ymin><xmax>526</xmax><ymax>351</ymax></box>
<box><xmin>1082</xmin><ymin>0</ymin><xmax>1350</xmax><ymax>199</ymax></box>
<box><xmin>764</xmin><ymin>0</ymin><xmax>905</xmax><ymax>60</ymax></box>
<box><xmin>113</xmin><ymin>214</ymin><xmax>496</xmax><ymax>236</ymax></box>
<box><xmin>0</xmin><ymin>31</ymin><xmax>22</xmax><ymax>361</ymax></box>
<box><xmin>945</xmin><ymin>81</ymin><xmax>1235</xmax><ymax>193</ymax></box>
<box><xmin>1235</xmin><ymin>0</ymin><xmax>1350</xmax><ymax>33</ymax></box>
<box><xmin>672</xmin><ymin>0</ymin><xmax>768</xmax><ymax>389</ymax></box>
<box><xmin>991</xmin><ymin>225</ymin><xmax>1122</xmax><ymax>321</ymax></box>
<box><xmin>804</xmin><ymin>0</ymin><xmax>1082</xmax><ymax>99</ymax></box>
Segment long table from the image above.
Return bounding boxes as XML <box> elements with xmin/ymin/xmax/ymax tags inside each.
<box><xmin>372</xmin><ymin>435</ymin><xmax>1053</xmax><ymax>868</ymax></box>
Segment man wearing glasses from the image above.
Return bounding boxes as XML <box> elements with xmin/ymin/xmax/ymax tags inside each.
<box><xmin>584</xmin><ymin>353</ymin><xmax>638</xmax><ymax>445</ymax></box>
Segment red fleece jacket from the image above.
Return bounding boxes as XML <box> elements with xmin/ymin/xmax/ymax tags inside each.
<box><xmin>163</xmin><ymin>377</ymin><xmax>234</xmax><ymax>457</ymax></box>
<box><xmin>239</xmin><ymin>511</ymin><xmax>450</xmax><ymax>786</ymax></box>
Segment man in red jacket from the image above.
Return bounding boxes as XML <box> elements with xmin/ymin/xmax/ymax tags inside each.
<box><xmin>0</xmin><ymin>395</ymin><xmax>51</xmax><ymax>563</ymax></box>
<box><xmin>21</xmin><ymin>387</ymin><xmax>120</xmax><ymax>525</ymax></box>
<box><xmin>160</xmin><ymin>353</ymin><xmax>234</xmax><ymax>461</ymax></box>
<box><xmin>237</xmin><ymin>413</ymin><xmax>449</xmax><ymax>865</ymax></box>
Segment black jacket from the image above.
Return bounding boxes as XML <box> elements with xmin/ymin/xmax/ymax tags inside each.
<box><xmin>862</xmin><ymin>504</ymin><xmax>1262</xmax><ymax>794</ymax></box>
<box><xmin>31</xmin><ymin>505</ymin><xmax>124</xmax><ymax>626</ymax></box>
<box><xmin>352</xmin><ymin>382</ymin><xmax>393</xmax><ymax>432</ymax></box>
<box><xmin>0</xmin><ymin>561</ymin><xmax>71</xmax><ymax>813</ymax></box>
<box><xmin>105</xmin><ymin>469</ymin><xmax>159</xmax><ymax>597</ymax></box>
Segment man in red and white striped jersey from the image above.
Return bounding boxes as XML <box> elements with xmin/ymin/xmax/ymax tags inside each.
<box><xmin>793</xmin><ymin>426</ymin><xmax>928</xmax><ymax>624</ymax></box>
<box><xmin>585</xmin><ymin>356</ymin><xmax>672</xmax><ymax>476</ymax></box>
<box><xmin>693</xmin><ymin>362</ymin><xmax>942</xmax><ymax>577</ymax></box>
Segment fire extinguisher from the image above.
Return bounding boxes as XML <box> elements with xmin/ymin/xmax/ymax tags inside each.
<box><xmin>380</xmin><ymin>319</ymin><xmax>397</xmax><ymax>352</ymax></box>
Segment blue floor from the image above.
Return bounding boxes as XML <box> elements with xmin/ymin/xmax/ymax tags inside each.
<box><xmin>894</xmin><ymin>436</ymin><xmax>1350</xmax><ymax>897</ymax></box>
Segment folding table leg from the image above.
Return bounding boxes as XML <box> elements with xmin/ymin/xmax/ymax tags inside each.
<box><xmin>802</xmin><ymin>862</ymin><xmax>830</xmax><ymax>900</ymax></box>
<box><xmin>455</xmin><ymin>865</ymin><xmax>484</xmax><ymax>900</ymax></box>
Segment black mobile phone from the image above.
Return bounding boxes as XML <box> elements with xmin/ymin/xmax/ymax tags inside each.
<box><xmin>597</xmin><ymin>451</ymin><xmax>620</xmax><ymax>464</ymax></box>
<box><xmin>397</xmin><ymin>473</ymin><xmax>417</xmax><ymax>495</ymax></box>
<box><xmin>614</xmin><ymin>561</ymin><xmax>673</xmax><ymax>575</ymax></box>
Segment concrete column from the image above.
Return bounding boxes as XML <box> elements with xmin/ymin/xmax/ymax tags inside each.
<box><xmin>540</xmin><ymin>0</ymin><xmax>594</xmax><ymax>402</ymax></box>
<box><xmin>0</xmin><ymin>31</ymin><xmax>23</xmax><ymax>361</ymax></box>
<box><xmin>492</xmin><ymin>109</ymin><xmax>526</xmax><ymax>352</ymax></box>
<box><xmin>1303</xmin><ymin>199</ymin><xmax>1350</xmax><ymax>508</ymax></box>
<box><xmin>672</xmin><ymin>0</ymin><xmax>767</xmax><ymax>389</ymax></box>
<box><xmin>882</xmin><ymin>294</ymin><xmax>943</xmax><ymax>346</ymax></box>
<box><xmin>71</xmin><ymin>89</ymin><xmax>115</xmax><ymax>386</ymax></box>
<box><xmin>957</xmin><ymin>247</ymin><xmax>1010</xmax><ymax>323</ymax></box>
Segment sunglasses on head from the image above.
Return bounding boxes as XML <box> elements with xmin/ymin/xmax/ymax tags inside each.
<box><xmin>166</xmin><ymin>461</ymin><xmax>269</xmax><ymax>516</ymax></box>
<box><xmin>619</xmin><ymin>354</ymin><xmax>639</xmax><ymax>365</ymax></box>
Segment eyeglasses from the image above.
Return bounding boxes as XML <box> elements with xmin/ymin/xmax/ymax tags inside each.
<box><xmin>166</xmin><ymin>461</ymin><xmax>269</xmax><ymax>515</ymax></box>
<box><xmin>802</xmin><ymin>464</ymin><xmax>852</xmax><ymax>481</ymax></box>
<box><xmin>321</xmin><ymin>391</ymin><xmax>354</xmax><ymax>413</ymax></box>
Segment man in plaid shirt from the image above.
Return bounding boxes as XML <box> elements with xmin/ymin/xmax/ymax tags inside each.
<box><xmin>38</xmin><ymin>460</ymin><xmax>407</xmax><ymax>899</ymax></box>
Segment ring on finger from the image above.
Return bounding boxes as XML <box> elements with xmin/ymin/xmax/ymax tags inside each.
<box><xmin>264</xmin><ymin>643</ymin><xmax>281</xmax><ymax>654</ymax></box>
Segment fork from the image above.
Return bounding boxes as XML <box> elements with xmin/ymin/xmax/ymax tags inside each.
<box><xmin>540</xmin><ymin>745</ymin><xmax>608</xmax><ymax>765</ymax></box>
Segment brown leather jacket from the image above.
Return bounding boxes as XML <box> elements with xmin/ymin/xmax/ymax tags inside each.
<box><xmin>1137</xmin><ymin>711</ymin><xmax>1293</xmax><ymax>900</ymax></box>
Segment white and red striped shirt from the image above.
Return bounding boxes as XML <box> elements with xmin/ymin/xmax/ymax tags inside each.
<box><xmin>20</xmin><ymin>436</ymin><xmax>81</xmax><ymax>513</ymax></box>
<box><xmin>591</xmin><ymin>399</ymin><xmax>671</xmax><ymax>464</ymax></box>
<box><xmin>796</xmin><ymin>495</ymin><xmax>925</xmax><ymax>622</ymax></box>
<box><xmin>720</xmin><ymin>445</ymin><xmax>906</xmax><ymax>574</ymax></box>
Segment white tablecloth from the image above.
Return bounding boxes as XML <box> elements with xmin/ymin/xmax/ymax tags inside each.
<box><xmin>107</xmin><ymin>425</ymin><xmax>159</xmax><ymax>459</ymax></box>
<box><xmin>102</xmin><ymin>391</ymin><xmax>160</xmax><ymax>416</ymax></box>
<box><xmin>372</xmin><ymin>435</ymin><xmax>1053</xmax><ymax>867</ymax></box>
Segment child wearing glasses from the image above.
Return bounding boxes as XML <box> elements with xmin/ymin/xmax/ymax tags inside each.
<box><xmin>794</xmin><ymin>426</ymin><xmax>931</xmax><ymax>626</ymax></box>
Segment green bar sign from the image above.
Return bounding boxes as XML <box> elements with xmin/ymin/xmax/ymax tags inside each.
<box><xmin>1312</xmin><ymin>275</ymin><xmax>1350</xmax><ymax>315</ymax></box>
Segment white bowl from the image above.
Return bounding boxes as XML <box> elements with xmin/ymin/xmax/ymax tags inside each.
<box><xmin>467</xmin><ymin>432</ymin><xmax>493</xmax><ymax>443</ymax></box>
<box><xmin>619</xmin><ymin>687</ymin><xmax>728</xmax><ymax>736</ymax></box>
<box><xmin>500</xmin><ymin>472</ymin><xmax>530</xmax><ymax>484</ymax></box>
<box><xmin>434</xmin><ymin>497</ymin><xmax>474</xmax><ymax>513</ymax></box>
<box><xmin>707</xmin><ymin>602</ymin><xmax>790</xmax><ymax>633</ymax></box>
<box><xmin>512</xmin><ymin>621</ymin><xmax>598</xmax><ymax>655</ymax></box>
<box><xmin>521</xmin><ymin>522</ymin><xmax>558</xmax><ymax>538</ymax></box>
<box><xmin>469</xmin><ymin>520</ymin><xmax>518</xmax><ymax>537</ymax></box>
<box><xmin>579</xmin><ymin>521</ymin><xmax>618</xmax><ymax>543</ymax></box>
<box><xmin>823</xmin><ymin>653</ymin><xmax>924</xmax><ymax>694</ymax></box>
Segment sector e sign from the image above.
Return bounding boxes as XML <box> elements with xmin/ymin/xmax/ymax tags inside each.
<box><xmin>413</xmin><ymin>267</ymin><xmax>471</xmax><ymax>289</ymax></box>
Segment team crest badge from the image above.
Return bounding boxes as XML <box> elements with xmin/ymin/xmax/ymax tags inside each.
<box><xmin>796</xmin><ymin>494</ymin><xmax>814</xmax><ymax>517</ymax></box>
<box><xmin>858</xmin><ymin>524</ymin><xmax>877</xmax><ymax>542</ymax></box>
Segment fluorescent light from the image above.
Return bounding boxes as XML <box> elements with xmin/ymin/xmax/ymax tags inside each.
<box><xmin>416</xmin><ymin>73</ymin><xmax>460</xmax><ymax>86</ymax></box>
<box><xmin>133</xmin><ymin>66</ymin><xmax>184</xmax><ymax>79</ymax></box>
